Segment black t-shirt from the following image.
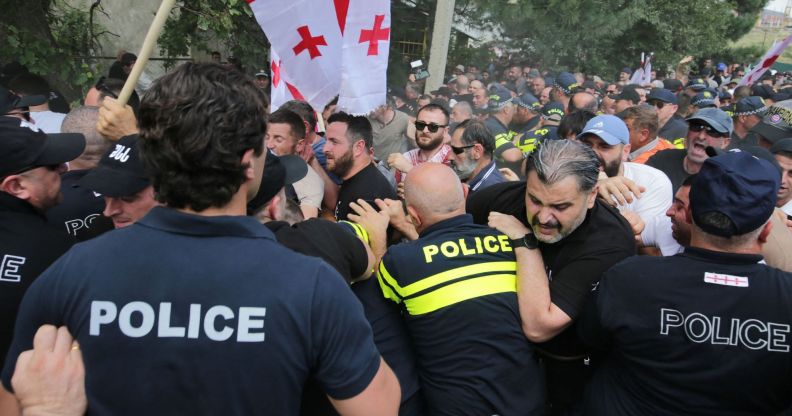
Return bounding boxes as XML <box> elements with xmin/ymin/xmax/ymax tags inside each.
<box><xmin>46</xmin><ymin>170</ymin><xmax>114</xmax><ymax>242</ymax></box>
<box><xmin>0</xmin><ymin>193</ymin><xmax>74</xmax><ymax>369</ymax></box>
<box><xmin>2</xmin><ymin>207</ymin><xmax>381</xmax><ymax>414</ymax></box>
<box><xmin>466</xmin><ymin>181</ymin><xmax>636</xmax><ymax>357</ymax></box>
<box><xmin>378</xmin><ymin>215</ymin><xmax>545</xmax><ymax>416</ymax></box>
<box><xmin>728</xmin><ymin>131</ymin><xmax>759</xmax><ymax>150</ymax></box>
<box><xmin>646</xmin><ymin>148</ymin><xmax>689</xmax><ymax>194</ymax></box>
<box><xmin>578</xmin><ymin>248</ymin><xmax>792</xmax><ymax>415</ymax></box>
<box><xmin>335</xmin><ymin>163</ymin><xmax>397</xmax><ymax>221</ymax></box>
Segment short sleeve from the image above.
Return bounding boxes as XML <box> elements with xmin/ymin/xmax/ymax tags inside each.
<box><xmin>310</xmin><ymin>263</ymin><xmax>381</xmax><ymax>399</ymax></box>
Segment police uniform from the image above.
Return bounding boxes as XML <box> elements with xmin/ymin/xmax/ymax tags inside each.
<box><xmin>0</xmin><ymin>193</ymin><xmax>73</xmax><ymax>369</ymax></box>
<box><xmin>484</xmin><ymin>115</ymin><xmax>519</xmax><ymax>165</ymax></box>
<box><xmin>514</xmin><ymin>126</ymin><xmax>559</xmax><ymax>154</ymax></box>
<box><xmin>377</xmin><ymin>214</ymin><xmax>545</xmax><ymax>416</ymax></box>
<box><xmin>578</xmin><ymin>248</ymin><xmax>792</xmax><ymax>415</ymax></box>
<box><xmin>2</xmin><ymin>207</ymin><xmax>381</xmax><ymax>414</ymax></box>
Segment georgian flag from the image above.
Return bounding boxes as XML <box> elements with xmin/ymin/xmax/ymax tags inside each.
<box><xmin>740</xmin><ymin>34</ymin><xmax>792</xmax><ymax>86</ymax></box>
<box><xmin>629</xmin><ymin>53</ymin><xmax>652</xmax><ymax>86</ymax></box>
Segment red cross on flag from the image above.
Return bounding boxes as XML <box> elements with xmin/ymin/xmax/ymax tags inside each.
<box><xmin>338</xmin><ymin>0</ymin><xmax>391</xmax><ymax>114</ymax></box>
<box><xmin>248</xmin><ymin>0</ymin><xmax>343</xmax><ymax>111</ymax></box>
<box><xmin>739</xmin><ymin>34</ymin><xmax>792</xmax><ymax>87</ymax></box>
<box><xmin>247</xmin><ymin>0</ymin><xmax>390</xmax><ymax>114</ymax></box>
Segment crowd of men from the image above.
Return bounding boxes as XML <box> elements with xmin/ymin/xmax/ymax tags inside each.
<box><xmin>1</xmin><ymin>51</ymin><xmax>792</xmax><ymax>416</ymax></box>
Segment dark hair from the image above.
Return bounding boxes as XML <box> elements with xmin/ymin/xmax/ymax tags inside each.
<box><xmin>695</xmin><ymin>211</ymin><xmax>737</xmax><ymax>236</ymax></box>
<box><xmin>268</xmin><ymin>109</ymin><xmax>306</xmax><ymax>140</ymax></box>
<box><xmin>8</xmin><ymin>72</ymin><xmax>50</xmax><ymax>96</ymax></box>
<box><xmin>459</xmin><ymin>120</ymin><xmax>495</xmax><ymax>157</ymax></box>
<box><xmin>681</xmin><ymin>173</ymin><xmax>697</xmax><ymax>188</ymax></box>
<box><xmin>120</xmin><ymin>53</ymin><xmax>137</xmax><ymax>66</ymax></box>
<box><xmin>138</xmin><ymin>62</ymin><xmax>267</xmax><ymax>211</ymax></box>
<box><xmin>416</xmin><ymin>102</ymin><xmax>450</xmax><ymax>124</ymax></box>
<box><xmin>324</xmin><ymin>96</ymin><xmax>338</xmax><ymax>111</ymax></box>
<box><xmin>557</xmin><ymin>110</ymin><xmax>596</xmax><ymax>139</ymax></box>
<box><xmin>327</xmin><ymin>111</ymin><xmax>373</xmax><ymax>148</ymax></box>
<box><xmin>95</xmin><ymin>77</ymin><xmax>140</xmax><ymax>116</ymax></box>
<box><xmin>280</xmin><ymin>100</ymin><xmax>317</xmax><ymax>131</ymax></box>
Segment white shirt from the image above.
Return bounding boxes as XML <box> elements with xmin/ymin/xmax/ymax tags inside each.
<box><xmin>292</xmin><ymin>165</ymin><xmax>324</xmax><ymax>209</ymax></box>
<box><xmin>641</xmin><ymin>215</ymin><xmax>683</xmax><ymax>256</ymax></box>
<box><xmin>618</xmin><ymin>162</ymin><xmax>673</xmax><ymax>226</ymax></box>
<box><xmin>781</xmin><ymin>199</ymin><xmax>792</xmax><ymax>217</ymax></box>
<box><xmin>30</xmin><ymin>110</ymin><xmax>66</xmax><ymax>133</ymax></box>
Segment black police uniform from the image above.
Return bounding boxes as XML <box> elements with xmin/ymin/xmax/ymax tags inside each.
<box><xmin>377</xmin><ymin>214</ymin><xmax>545</xmax><ymax>416</ymax></box>
<box><xmin>46</xmin><ymin>169</ymin><xmax>114</xmax><ymax>241</ymax></box>
<box><xmin>2</xmin><ymin>207</ymin><xmax>381</xmax><ymax>414</ymax></box>
<box><xmin>0</xmin><ymin>193</ymin><xmax>73</xmax><ymax>369</ymax></box>
<box><xmin>466</xmin><ymin>181</ymin><xmax>635</xmax><ymax>413</ymax></box>
<box><xmin>578</xmin><ymin>247</ymin><xmax>792</xmax><ymax>415</ymax></box>
<box><xmin>484</xmin><ymin>116</ymin><xmax>520</xmax><ymax>166</ymax></box>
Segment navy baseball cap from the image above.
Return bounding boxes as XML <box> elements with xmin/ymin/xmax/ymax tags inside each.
<box><xmin>733</xmin><ymin>96</ymin><xmax>766</xmax><ymax>117</ymax></box>
<box><xmin>613</xmin><ymin>88</ymin><xmax>640</xmax><ymax>104</ymax></box>
<box><xmin>691</xmin><ymin>91</ymin><xmax>717</xmax><ymax>108</ymax></box>
<box><xmin>78</xmin><ymin>134</ymin><xmax>150</xmax><ymax>198</ymax></box>
<box><xmin>686</xmin><ymin>108</ymin><xmax>733</xmax><ymax>136</ymax></box>
<box><xmin>516</xmin><ymin>92</ymin><xmax>541</xmax><ymax>112</ymax></box>
<box><xmin>751</xmin><ymin>84</ymin><xmax>774</xmax><ymax>100</ymax></box>
<box><xmin>542</xmin><ymin>102</ymin><xmax>566</xmax><ymax>123</ymax></box>
<box><xmin>488</xmin><ymin>85</ymin><xmax>513</xmax><ymax>110</ymax></box>
<box><xmin>554</xmin><ymin>72</ymin><xmax>579</xmax><ymax>95</ymax></box>
<box><xmin>0</xmin><ymin>117</ymin><xmax>85</xmax><ymax>177</ymax></box>
<box><xmin>621</xmin><ymin>67</ymin><xmax>633</xmax><ymax>75</ymax></box>
<box><xmin>247</xmin><ymin>152</ymin><xmax>308</xmax><ymax>214</ymax></box>
<box><xmin>647</xmin><ymin>88</ymin><xmax>678</xmax><ymax>105</ymax></box>
<box><xmin>771</xmin><ymin>138</ymin><xmax>792</xmax><ymax>154</ymax></box>
<box><xmin>690</xmin><ymin>151</ymin><xmax>780</xmax><ymax>237</ymax></box>
<box><xmin>577</xmin><ymin>114</ymin><xmax>629</xmax><ymax>145</ymax></box>
<box><xmin>686</xmin><ymin>77</ymin><xmax>707</xmax><ymax>91</ymax></box>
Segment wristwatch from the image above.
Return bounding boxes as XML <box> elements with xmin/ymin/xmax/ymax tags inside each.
<box><xmin>510</xmin><ymin>233</ymin><xmax>539</xmax><ymax>250</ymax></box>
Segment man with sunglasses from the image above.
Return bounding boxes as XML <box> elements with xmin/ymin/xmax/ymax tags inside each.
<box><xmin>449</xmin><ymin>120</ymin><xmax>505</xmax><ymax>193</ymax></box>
<box><xmin>388</xmin><ymin>103</ymin><xmax>454</xmax><ymax>184</ymax></box>
<box><xmin>0</xmin><ymin>117</ymin><xmax>84</xmax><ymax>378</ymax></box>
<box><xmin>648</xmin><ymin>88</ymin><xmax>688</xmax><ymax>147</ymax></box>
<box><xmin>647</xmin><ymin>107</ymin><xmax>733</xmax><ymax>193</ymax></box>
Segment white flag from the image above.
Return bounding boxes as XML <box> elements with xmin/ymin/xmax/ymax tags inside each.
<box><xmin>739</xmin><ymin>34</ymin><xmax>792</xmax><ymax>86</ymax></box>
<box><xmin>337</xmin><ymin>0</ymin><xmax>391</xmax><ymax>115</ymax></box>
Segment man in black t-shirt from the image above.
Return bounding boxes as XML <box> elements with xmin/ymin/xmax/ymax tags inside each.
<box><xmin>578</xmin><ymin>151</ymin><xmax>792</xmax><ymax>415</ymax></box>
<box><xmin>324</xmin><ymin>112</ymin><xmax>397</xmax><ymax>221</ymax></box>
<box><xmin>647</xmin><ymin>107</ymin><xmax>733</xmax><ymax>193</ymax></box>
<box><xmin>473</xmin><ymin>139</ymin><xmax>635</xmax><ymax>415</ymax></box>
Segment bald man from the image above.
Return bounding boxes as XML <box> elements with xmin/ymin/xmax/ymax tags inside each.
<box><xmin>370</xmin><ymin>163</ymin><xmax>545</xmax><ymax>415</ymax></box>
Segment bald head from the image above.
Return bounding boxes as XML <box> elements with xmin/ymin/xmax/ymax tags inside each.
<box><xmin>404</xmin><ymin>163</ymin><xmax>465</xmax><ymax>228</ymax></box>
<box><xmin>61</xmin><ymin>106</ymin><xmax>111</xmax><ymax>170</ymax></box>
<box><xmin>570</xmin><ymin>92</ymin><xmax>597</xmax><ymax>113</ymax></box>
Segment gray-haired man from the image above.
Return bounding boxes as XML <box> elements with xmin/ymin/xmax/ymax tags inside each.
<box><xmin>468</xmin><ymin>139</ymin><xmax>635</xmax><ymax>415</ymax></box>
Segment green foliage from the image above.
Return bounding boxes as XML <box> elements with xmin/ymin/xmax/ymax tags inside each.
<box><xmin>159</xmin><ymin>0</ymin><xmax>267</xmax><ymax>72</ymax></box>
<box><xmin>0</xmin><ymin>0</ymin><xmax>103</xmax><ymax>101</ymax></box>
<box><xmin>455</xmin><ymin>0</ymin><xmax>766</xmax><ymax>78</ymax></box>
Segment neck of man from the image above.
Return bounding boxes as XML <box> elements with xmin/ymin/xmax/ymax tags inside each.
<box><xmin>690</xmin><ymin>231</ymin><xmax>763</xmax><ymax>255</ymax></box>
<box><xmin>178</xmin><ymin>184</ymin><xmax>249</xmax><ymax>217</ymax></box>
<box><xmin>733</xmin><ymin>122</ymin><xmax>749</xmax><ymax>139</ymax></box>
<box><xmin>382</xmin><ymin>107</ymin><xmax>395</xmax><ymax>124</ymax></box>
<box><xmin>494</xmin><ymin>111</ymin><xmax>510</xmax><ymax>127</ymax></box>
<box><xmin>469</xmin><ymin>156</ymin><xmax>492</xmax><ymax>181</ymax></box>
<box><xmin>417</xmin><ymin>207</ymin><xmax>466</xmax><ymax>233</ymax></box>
<box><xmin>68</xmin><ymin>159</ymin><xmax>96</xmax><ymax>171</ymax></box>
<box><xmin>419</xmin><ymin>143</ymin><xmax>444</xmax><ymax>161</ymax></box>
<box><xmin>683</xmin><ymin>156</ymin><xmax>703</xmax><ymax>175</ymax></box>
<box><xmin>343</xmin><ymin>155</ymin><xmax>373</xmax><ymax>181</ymax></box>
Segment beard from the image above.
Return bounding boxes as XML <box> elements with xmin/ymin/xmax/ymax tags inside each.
<box><xmin>529</xmin><ymin>207</ymin><xmax>587</xmax><ymax>244</ymax></box>
<box><xmin>328</xmin><ymin>148</ymin><xmax>354</xmax><ymax>177</ymax></box>
<box><xmin>600</xmin><ymin>156</ymin><xmax>621</xmax><ymax>178</ymax></box>
<box><xmin>416</xmin><ymin>133</ymin><xmax>444</xmax><ymax>151</ymax></box>
<box><xmin>451</xmin><ymin>157</ymin><xmax>477</xmax><ymax>181</ymax></box>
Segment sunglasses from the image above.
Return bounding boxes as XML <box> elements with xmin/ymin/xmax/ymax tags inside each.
<box><xmin>450</xmin><ymin>144</ymin><xmax>476</xmax><ymax>154</ymax></box>
<box><xmin>648</xmin><ymin>100</ymin><xmax>665</xmax><ymax>109</ymax></box>
<box><xmin>688</xmin><ymin>122</ymin><xmax>728</xmax><ymax>138</ymax></box>
<box><xmin>415</xmin><ymin>121</ymin><xmax>447</xmax><ymax>133</ymax></box>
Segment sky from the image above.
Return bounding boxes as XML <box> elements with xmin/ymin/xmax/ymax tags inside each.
<box><xmin>767</xmin><ymin>0</ymin><xmax>787</xmax><ymax>13</ymax></box>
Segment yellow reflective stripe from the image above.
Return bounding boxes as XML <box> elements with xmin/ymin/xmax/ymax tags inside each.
<box><xmin>377</xmin><ymin>261</ymin><xmax>403</xmax><ymax>303</ymax></box>
<box><xmin>672</xmin><ymin>138</ymin><xmax>685</xmax><ymax>149</ymax></box>
<box><xmin>404</xmin><ymin>273</ymin><xmax>517</xmax><ymax>315</ymax></box>
<box><xmin>340</xmin><ymin>221</ymin><xmax>370</xmax><ymax>245</ymax></box>
<box><xmin>400</xmin><ymin>261</ymin><xmax>516</xmax><ymax>297</ymax></box>
<box><xmin>494</xmin><ymin>131</ymin><xmax>516</xmax><ymax>148</ymax></box>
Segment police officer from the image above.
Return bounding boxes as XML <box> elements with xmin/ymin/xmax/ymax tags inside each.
<box><xmin>484</xmin><ymin>84</ymin><xmax>524</xmax><ymax>167</ymax></box>
<box><xmin>373</xmin><ymin>163</ymin><xmax>545</xmax><ymax>415</ymax></box>
<box><xmin>1</xmin><ymin>63</ymin><xmax>401</xmax><ymax>414</ymax></box>
<box><xmin>578</xmin><ymin>151</ymin><xmax>792</xmax><ymax>414</ymax></box>
<box><xmin>0</xmin><ymin>117</ymin><xmax>84</xmax><ymax>374</ymax></box>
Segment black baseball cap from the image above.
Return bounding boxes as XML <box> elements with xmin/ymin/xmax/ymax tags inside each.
<box><xmin>770</xmin><ymin>138</ymin><xmax>792</xmax><ymax>154</ymax></box>
<box><xmin>78</xmin><ymin>134</ymin><xmax>150</xmax><ymax>197</ymax></box>
<box><xmin>0</xmin><ymin>117</ymin><xmax>85</xmax><ymax>177</ymax></box>
<box><xmin>646</xmin><ymin>88</ymin><xmax>678</xmax><ymax>105</ymax></box>
<box><xmin>247</xmin><ymin>152</ymin><xmax>308</xmax><ymax>214</ymax></box>
<box><xmin>0</xmin><ymin>85</ymin><xmax>46</xmax><ymax>116</ymax></box>
<box><xmin>690</xmin><ymin>151</ymin><xmax>779</xmax><ymax>237</ymax></box>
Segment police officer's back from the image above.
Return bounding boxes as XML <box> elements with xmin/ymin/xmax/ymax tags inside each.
<box><xmin>377</xmin><ymin>163</ymin><xmax>544</xmax><ymax>416</ymax></box>
<box><xmin>579</xmin><ymin>151</ymin><xmax>792</xmax><ymax>415</ymax></box>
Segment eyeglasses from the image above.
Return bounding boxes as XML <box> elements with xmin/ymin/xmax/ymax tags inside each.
<box><xmin>688</xmin><ymin>122</ymin><xmax>729</xmax><ymax>138</ymax></box>
<box><xmin>414</xmin><ymin>121</ymin><xmax>447</xmax><ymax>133</ymax></box>
<box><xmin>450</xmin><ymin>144</ymin><xmax>476</xmax><ymax>154</ymax></box>
<box><xmin>648</xmin><ymin>100</ymin><xmax>665</xmax><ymax>109</ymax></box>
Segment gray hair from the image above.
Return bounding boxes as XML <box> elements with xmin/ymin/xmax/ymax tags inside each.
<box><xmin>526</xmin><ymin>139</ymin><xmax>600</xmax><ymax>191</ymax></box>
